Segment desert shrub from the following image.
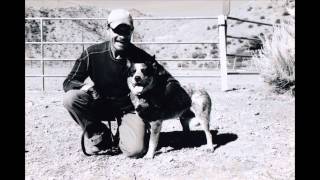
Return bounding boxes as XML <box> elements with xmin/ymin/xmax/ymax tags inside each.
<box><xmin>212</xmin><ymin>54</ymin><xmax>219</xmax><ymax>58</ymax></box>
<box><xmin>248</xmin><ymin>24</ymin><xmax>254</xmax><ymax>28</ymax></box>
<box><xmin>247</xmin><ymin>7</ymin><xmax>253</xmax><ymax>11</ymax></box>
<box><xmin>204</xmin><ymin>62</ymin><xmax>215</xmax><ymax>69</ymax></box>
<box><xmin>192</xmin><ymin>52</ymin><xmax>199</xmax><ymax>59</ymax></box>
<box><xmin>172</xmin><ymin>54</ymin><xmax>178</xmax><ymax>59</ymax></box>
<box><xmin>211</xmin><ymin>43</ymin><xmax>218</xmax><ymax>49</ymax></box>
<box><xmin>246</xmin><ymin>35</ymin><xmax>263</xmax><ymax>51</ymax></box>
<box><xmin>253</xmin><ymin>16</ymin><xmax>295</xmax><ymax>95</ymax></box>
<box><xmin>236</xmin><ymin>21</ymin><xmax>243</xmax><ymax>25</ymax></box>
<box><xmin>178</xmin><ymin>62</ymin><xmax>189</xmax><ymax>68</ymax></box>
<box><xmin>282</xmin><ymin>11</ymin><xmax>290</xmax><ymax>16</ymax></box>
<box><xmin>39</xmin><ymin>9</ymin><xmax>49</xmax><ymax>17</ymax></box>
<box><xmin>275</xmin><ymin>19</ymin><xmax>281</xmax><ymax>24</ymax></box>
<box><xmin>210</xmin><ymin>49</ymin><xmax>218</xmax><ymax>55</ymax></box>
<box><xmin>192</xmin><ymin>52</ymin><xmax>207</xmax><ymax>59</ymax></box>
<box><xmin>160</xmin><ymin>62</ymin><xmax>168</xmax><ymax>68</ymax></box>
<box><xmin>260</xmin><ymin>16</ymin><xmax>265</xmax><ymax>20</ymax></box>
<box><xmin>198</xmin><ymin>53</ymin><xmax>207</xmax><ymax>59</ymax></box>
<box><xmin>267</xmin><ymin>5</ymin><xmax>273</xmax><ymax>9</ymax></box>
<box><xmin>207</xmin><ymin>26</ymin><xmax>211</xmax><ymax>30</ymax></box>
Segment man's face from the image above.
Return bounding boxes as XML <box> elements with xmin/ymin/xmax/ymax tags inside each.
<box><xmin>109</xmin><ymin>24</ymin><xmax>133</xmax><ymax>52</ymax></box>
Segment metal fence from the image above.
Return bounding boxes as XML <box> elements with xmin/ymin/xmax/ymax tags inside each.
<box><xmin>25</xmin><ymin>15</ymin><xmax>273</xmax><ymax>91</ymax></box>
<box><xmin>226</xmin><ymin>16</ymin><xmax>273</xmax><ymax>73</ymax></box>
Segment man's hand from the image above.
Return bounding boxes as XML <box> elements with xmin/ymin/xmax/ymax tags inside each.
<box><xmin>80</xmin><ymin>83</ymin><xmax>93</xmax><ymax>91</ymax></box>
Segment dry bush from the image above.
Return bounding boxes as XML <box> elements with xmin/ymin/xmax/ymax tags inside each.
<box><xmin>253</xmin><ymin>15</ymin><xmax>295</xmax><ymax>95</ymax></box>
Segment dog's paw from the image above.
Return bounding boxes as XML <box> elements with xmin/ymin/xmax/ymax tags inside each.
<box><xmin>144</xmin><ymin>152</ymin><xmax>155</xmax><ymax>159</ymax></box>
<box><xmin>199</xmin><ymin>144</ymin><xmax>215</xmax><ymax>152</ymax></box>
<box><xmin>144</xmin><ymin>154</ymin><xmax>154</xmax><ymax>159</ymax></box>
<box><xmin>206</xmin><ymin>144</ymin><xmax>215</xmax><ymax>151</ymax></box>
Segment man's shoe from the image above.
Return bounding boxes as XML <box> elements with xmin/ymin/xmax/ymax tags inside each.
<box><xmin>81</xmin><ymin>123</ymin><xmax>113</xmax><ymax>156</ymax></box>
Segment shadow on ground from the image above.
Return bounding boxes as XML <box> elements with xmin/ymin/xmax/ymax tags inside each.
<box><xmin>156</xmin><ymin>130</ymin><xmax>238</xmax><ymax>152</ymax></box>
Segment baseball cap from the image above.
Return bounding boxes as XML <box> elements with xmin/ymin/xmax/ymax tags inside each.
<box><xmin>107</xmin><ymin>9</ymin><xmax>133</xmax><ymax>29</ymax></box>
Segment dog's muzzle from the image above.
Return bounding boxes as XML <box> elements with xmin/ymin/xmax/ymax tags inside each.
<box><xmin>134</xmin><ymin>76</ymin><xmax>142</xmax><ymax>83</ymax></box>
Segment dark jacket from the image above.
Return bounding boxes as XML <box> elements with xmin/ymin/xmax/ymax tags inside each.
<box><xmin>63</xmin><ymin>41</ymin><xmax>176</xmax><ymax>99</ymax></box>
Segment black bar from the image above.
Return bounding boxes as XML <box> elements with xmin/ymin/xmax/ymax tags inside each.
<box><xmin>227</xmin><ymin>35</ymin><xmax>260</xmax><ymax>41</ymax></box>
<box><xmin>227</xmin><ymin>17</ymin><xmax>273</xmax><ymax>26</ymax></box>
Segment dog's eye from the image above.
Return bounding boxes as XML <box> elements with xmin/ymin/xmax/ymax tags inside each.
<box><xmin>129</xmin><ymin>68</ymin><xmax>136</xmax><ymax>76</ymax></box>
<box><xmin>142</xmin><ymin>68</ymin><xmax>153</xmax><ymax>76</ymax></box>
<box><xmin>143</xmin><ymin>68</ymin><xmax>153</xmax><ymax>76</ymax></box>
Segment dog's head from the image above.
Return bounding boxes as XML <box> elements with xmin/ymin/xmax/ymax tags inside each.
<box><xmin>128</xmin><ymin>61</ymin><xmax>155</xmax><ymax>88</ymax></box>
<box><xmin>127</xmin><ymin>55</ymin><xmax>167</xmax><ymax>95</ymax></box>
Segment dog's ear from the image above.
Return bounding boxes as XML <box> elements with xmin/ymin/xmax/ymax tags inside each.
<box><xmin>146</xmin><ymin>55</ymin><xmax>156</xmax><ymax>65</ymax></box>
<box><xmin>153</xmin><ymin>61</ymin><xmax>166</xmax><ymax>76</ymax></box>
<box><xmin>126</xmin><ymin>62</ymin><xmax>135</xmax><ymax>77</ymax></box>
<box><xmin>152</xmin><ymin>61</ymin><xmax>157</xmax><ymax>70</ymax></box>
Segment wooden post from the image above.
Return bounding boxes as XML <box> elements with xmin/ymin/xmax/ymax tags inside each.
<box><xmin>218</xmin><ymin>15</ymin><xmax>228</xmax><ymax>91</ymax></box>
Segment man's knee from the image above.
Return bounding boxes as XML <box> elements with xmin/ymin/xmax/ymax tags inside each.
<box><xmin>63</xmin><ymin>89</ymin><xmax>88</xmax><ymax>110</ymax></box>
<box><xmin>120</xmin><ymin>139</ymin><xmax>145</xmax><ymax>158</ymax></box>
<box><xmin>118</xmin><ymin>115</ymin><xmax>146</xmax><ymax>158</ymax></box>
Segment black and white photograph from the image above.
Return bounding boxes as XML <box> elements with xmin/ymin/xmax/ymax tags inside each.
<box><xmin>25</xmin><ymin>0</ymin><xmax>295</xmax><ymax>179</ymax></box>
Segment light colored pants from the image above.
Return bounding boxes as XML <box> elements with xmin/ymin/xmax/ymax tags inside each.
<box><xmin>118</xmin><ymin>113</ymin><xmax>147</xmax><ymax>158</ymax></box>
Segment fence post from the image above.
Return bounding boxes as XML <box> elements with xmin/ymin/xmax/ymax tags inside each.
<box><xmin>218</xmin><ymin>15</ymin><xmax>228</xmax><ymax>91</ymax></box>
<box><xmin>40</xmin><ymin>18</ymin><xmax>45</xmax><ymax>91</ymax></box>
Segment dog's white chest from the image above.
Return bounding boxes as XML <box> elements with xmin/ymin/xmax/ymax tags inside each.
<box><xmin>131</xmin><ymin>86</ymin><xmax>144</xmax><ymax>95</ymax></box>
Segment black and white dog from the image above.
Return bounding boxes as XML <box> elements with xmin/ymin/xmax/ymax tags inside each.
<box><xmin>127</xmin><ymin>60</ymin><xmax>214</xmax><ymax>158</ymax></box>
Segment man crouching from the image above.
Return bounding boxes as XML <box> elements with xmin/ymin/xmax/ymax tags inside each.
<box><xmin>62</xmin><ymin>9</ymin><xmax>191</xmax><ymax>158</ymax></box>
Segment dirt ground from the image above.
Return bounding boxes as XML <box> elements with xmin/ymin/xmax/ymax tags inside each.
<box><xmin>25</xmin><ymin>75</ymin><xmax>295</xmax><ymax>180</ymax></box>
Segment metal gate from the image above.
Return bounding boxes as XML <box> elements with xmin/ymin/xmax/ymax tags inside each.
<box><xmin>25</xmin><ymin>15</ymin><xmax>272</xmax><ymax>91</ymax></box>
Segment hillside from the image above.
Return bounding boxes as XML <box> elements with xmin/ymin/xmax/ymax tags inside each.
<box><xmin>25</xmin><ymin>0</ymin><xmax>295</xmax><ymax>71</ymax></box>
<box><xmin>227</xmin><ymin>0</ymin><xmax>295</xmax><ymax>55</ymax></box>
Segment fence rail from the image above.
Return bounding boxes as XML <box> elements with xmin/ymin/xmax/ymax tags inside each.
<box><xmin>26</xmin><ymin>16</ymin><xmax>218</xmax><ymax>20</ymax></box>
<box><xmin>227</xmin><ymin>16</ymin><xmax>273</xmax><ymax>26</ymax></box>
<box><xmin>226</xmin><ymin>54</ymin><xmax>252</xmax><ymax>58</ymax></box>
<box><xmin>226</xmin><ymin>35</ymin><xmax>260</xmax><ymax>41</ymax></box>
<box><xmin>26</xmin><ymin>41</ymin><xmax>219</xmax><ymax>45</ymax></box>
<box><xmin>25</xmin><ymin>15</ymin><xmax>273</xmax><ymax>91</ymax></box>
<box><xmin>25</xmin><ymin>58</ymin><xmax>221</xmax><ymax>62</ymax></box>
